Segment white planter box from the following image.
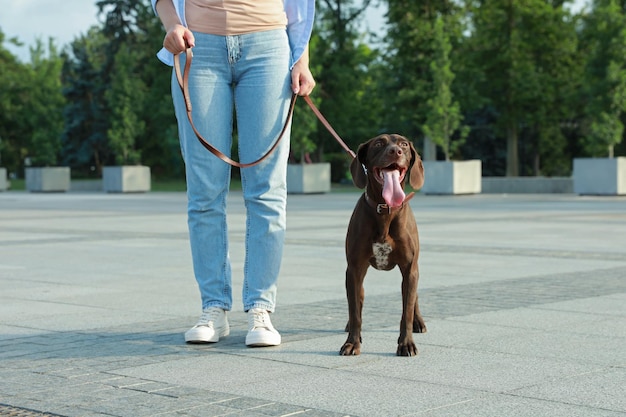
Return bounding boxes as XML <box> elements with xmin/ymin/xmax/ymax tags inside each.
<box><xmin>25</xmin><ymin>167</ymin><xmax>71</xmax><ymax>192</ymax></box>
<box><xmin>103</xmin><ymin>165</ymin><xmax>151</xmax><ymax>193</ymax></box>
<box><xmin>421</xmin><ymin>160</ymin><xmax>482</xmax><ymax>195</ymax></box>
<box><xmin>287</xmin><ymin>163</ymin><xmax>331</xmax><ymax>194</ymax></box>
<box><xmin>573</xmin><ymin>157</ymin><xmax>626</xmax><ymax>195</ymax></box>
<box><xmin>0</xmin><ymin>168</ymin><xmax>7</xmax><ymax>191</ymax></box>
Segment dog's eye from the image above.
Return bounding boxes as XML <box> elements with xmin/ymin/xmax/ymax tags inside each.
<box><xmin>374</xmin><ymin>140</ymin><xmax>384</xmax><ymax>147</ymax></box>
<box><xmin>400</xmin><ymin>142</ymin><xmax>409</xmax><ymax>148</ymax></box>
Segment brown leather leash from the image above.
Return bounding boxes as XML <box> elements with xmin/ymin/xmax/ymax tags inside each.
<box><xmin>301</xmin><ymin>95</ymin><xmax>356</xmax><ymax>159</ymax></box>
<box><xmin>173</xmin><ymin>48</ymin><xmax>355</xmax><ymax>168</ymax></box>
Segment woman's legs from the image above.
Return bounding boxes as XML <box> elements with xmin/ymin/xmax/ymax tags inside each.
<box><xmin>172</xmin><ymin>29</ymin><xmax>291</xmax><ymax>346</ymax></box>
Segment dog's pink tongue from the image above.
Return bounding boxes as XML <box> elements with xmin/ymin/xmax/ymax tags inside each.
<box><xmin>382</xmin><ymin>169</ymin><xmax>405</xmax><ymax>207</ymax></box>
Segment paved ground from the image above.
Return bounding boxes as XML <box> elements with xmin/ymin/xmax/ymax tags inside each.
<box><xmin>0</xmin><ymin>190</ymin><xmax>625</xmax><ymax>417</ymax></box>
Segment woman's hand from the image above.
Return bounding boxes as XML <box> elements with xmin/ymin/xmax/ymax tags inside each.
<box><xmin>163</xmin><ymin>24</ymin><xmax>195</xmax><ymax>55</ymax></box>
<box><xmin>291</xmin><ymin>45</ymin><xmax>315</xmax><ymax>96</ymax></box>
<box><xmin>291</xmin><ymin>60</ymin><xmax>316</xmax><ymax>96</ymax></box>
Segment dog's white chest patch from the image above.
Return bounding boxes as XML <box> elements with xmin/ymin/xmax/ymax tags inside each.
<box><xmin>372</xmin><ymin>242</ymin><xmax>393</xmax><ymax>269</ymax></box>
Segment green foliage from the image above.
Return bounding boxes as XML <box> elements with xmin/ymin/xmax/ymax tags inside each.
<box><xmin>131</xmin><ymin>1</ymin><xmax>183</xmax><ymax>177</ymax></box>
<box><xmin>98</xmin><ymin>0</ymin><xmax>181</xmax><ymax>174</ymax></box>
<box><xmin>422</xmin><ymin>16</ymin><xmax>469</xmax><ymax>161</ymax></box>
<box><xmin>0</xmin><ymin>32</ymin><xmax>65</xmax><ymax>169</ymax></box>
<box><xmin>291</xmin><ymin>96</ymin><xmax>320</xmax><ymax>163</ymax></box>
<box><xmin>1</xmin><ymin>0</ymin><xmax>626</xmax><ymax>181</ymax></box>
<box><xmin>313</xmin><ymin>0</ymin><xmax>384</xmax><ymax>160</ymax></box>
<box><xmin>60</xmin><ymin>0</ymin><xmax>179</xmax><ymax>175</ymax></box>
<box><xmin>105</xmin><ymin>44</ymin><xmax>145</xmax><ymax>165</ymax></box>
<box><xmin>61</xmin><ymin>27</ymin><xmax>110</xmax><ymax>174</ymax></box>
<box><xmin>21</xmin><ymin>39</ymin><xmax>66</xmax><ymax>167</ymax></box>
<box><xmin>588</xmin><ymin>111</ymin><xmax>623</xmax><ymax>156</ymax></box>
<box><xmin>0</xmin><ymin>30</ymin><xmax>27</xmax><ymax>172</ymax></box>
<box><xmin>465</xmin><ymin>0</ymin><xmax>580</xmax><ymax>175</ymax></box>
<box><xmin>579</xmin><ymin>0</ymin><xmax>626</xmax><ymax>157</ymax></box>
<box><xmin>384</xmin><ymin>0</ymin><xmax>466</xmax><ymax>145</ymax></box>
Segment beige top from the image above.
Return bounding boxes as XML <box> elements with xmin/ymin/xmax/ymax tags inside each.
<box><xmin>186</xmin><ymin>0</ymin><xmax>288</xmax><ymax>35</ymax></box>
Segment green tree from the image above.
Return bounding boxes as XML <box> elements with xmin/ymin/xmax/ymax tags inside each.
<box><xmin>97</xmin><ymin>0</ymin><xmax>147</xmax><ymax>64</ymax></box>
<box><xmin>105</xmin><ymin>44</ymin><xmax>145</xmax><ymax>165</ymax></box>
<box><xmin>24</xmin><ymin>38</ymin><xmax>66</xmax><ymax>166</ymax></box>
<box><xmin>61</xmin><ymin>27</ymin><xmax>110</xmax><ymax>174</ymax></box>
<box><xmin>97</xmin><ymin>0</ymin><xmax>181</xmax><ymax>176</ymax></box>
<box><xmin>130</xmin><ymin>0</ymin><xmax>182</xmax><ymax>178</ymax></box>
<box><xmin>0</xmin><ymin>34</ymin><xmax>65</xmax><ymax>170</ymax></box>
<box><xmin>384</xmin><ymin>0</ymin><xmax>465</xmax><ymax>148</ymax></box>
<box><xmin>467</xmin><ymin>0</ymin><xmax>579</xmax><ymax>176</ymax></box>
<box><xmin>0</xmin><ymin>30</ymin><xmax>27</xmax><ymax>174</ymax></box>
<box><xmin>314</xmin><ymin>0</ymin><xmax>384</xmax><ymax>159</ymax></box>
<box><xmin>517</xmin><ymin>1</ymin><xmax>580</xmax><ymax>176</ymax></box>
<box><xmin>422</xmin><ymin>16</ymin><xmax>468</xmax><ymax>161</ymax></box>
<box><xmin>579</xmin><ymin>0</ymin><xmax>626</xmax><ymax>158</ymax></box>
<box><xmin>61</xmin><ymin>0</ymin><xmax>180</xmax><ymax>177</ymax></box>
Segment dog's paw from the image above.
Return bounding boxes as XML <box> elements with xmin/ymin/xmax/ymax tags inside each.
<box><xmin>413</xmin><ymin>319</ymin><xmax>427</xmax><ymax>333</ymax></box>
<box><xmin>396</xmin><ymin>341</ymin><xmax>418</xmax><ymax>357</ymax></box>
<box><xmin>340</xmin><ymin>341</ymin><xmax>361</xmax><ymax>356</ymax></box>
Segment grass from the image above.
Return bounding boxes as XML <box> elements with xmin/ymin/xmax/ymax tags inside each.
<box><xmin>151</xmin><ymin>179</ymin><xmax>360</xmax><ymax>193</ymax></box>
<box><xmin>8</xmin><ymin>179</ymin><xmax>25</xmax><ymax>190</ymax></box>
<box><xmin>151</xmin><ymin>178</ymin><xmax>242</xmax><ymax>192</ymax></box>
<box><xmin>6</xmin><ymin>178</ymin><xmax>217</xmax><ymax>192</ymax></box>
<box><xmin>7</xmin><ymin>177</ymin><xmax>360</xmax><ymax>193</ymax></box>
<box><xmin>150</xmin><ymin>179</ymin><xmax>189</xmax><ymax>192</ymax></box>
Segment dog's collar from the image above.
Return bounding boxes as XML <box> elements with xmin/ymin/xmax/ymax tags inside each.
<box><xmin>364</xmin><ymin>192</ymin><xmax>415</xmax><ymax>215</ymax></box>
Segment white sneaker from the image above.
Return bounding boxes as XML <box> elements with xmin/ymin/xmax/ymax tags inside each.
<box><xmin>246</xmin><ymin>308</ymin><xmax>281</xmax><ymax>347</ymax></box>
<box><xmin>185</xmin><ymin>307</ymin><xmax>229</xmax><ymax>343</ymax></box>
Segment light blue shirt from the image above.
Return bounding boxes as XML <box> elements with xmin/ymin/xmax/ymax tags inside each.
<box><xmin>151</xmin><ymin>0</ymin><xmax>315</xmax><ymax>69</ymax></box>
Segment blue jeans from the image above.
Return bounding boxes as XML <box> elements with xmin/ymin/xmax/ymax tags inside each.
<box><xmin>171</xmin><ymin>30</ymin><xmax>292</xmax><ymax>313</ymax></box>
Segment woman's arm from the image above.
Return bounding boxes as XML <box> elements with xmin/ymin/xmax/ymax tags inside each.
<box><xmin>155</xmin><ymin>0</ymin><xmax>195</xmax><ymax>54</ymax></box>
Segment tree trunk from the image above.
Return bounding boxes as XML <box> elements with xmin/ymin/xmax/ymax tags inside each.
<box><xmin>506</xmin><ymin>124</ymin><xmax>519</xmax><ymax>177</ymax></box>
<box><xmin>533</xmin><ymin>152</ymin><xmax>540</xmax><ymax>176</ymax></box>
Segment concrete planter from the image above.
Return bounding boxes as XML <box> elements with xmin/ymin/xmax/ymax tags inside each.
<box><xmin>103</xmin><ymin>165</ymin><xmax>151</xmax><ymax>193</ymax></box>
<box><xmin>25</xmin><ymin>167</ymin><xmax>71</xmax><ymax>192</ymax></box>
<box><xmin>0</xmin><ymin>168</ymin><xmax>7</xmax><ymax>191</ymax></box>
<box><xmin>421</xmin><ymin>160</ymin><xmax>482</xmax><ymax>195</ymax></box>
<box><xmin>573</xmin><ymin>157</ymin><xmax>626</xmax><ymax>195</ymax></box>
<box><xmin>287</xmin><ymin>163</ymin><xmax>331</xmax><ymax>194</ymax></box>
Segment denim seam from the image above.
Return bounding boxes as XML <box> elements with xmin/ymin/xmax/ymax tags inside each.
<box><xmin>221</xmin><ymin>190</ymin><xmax>231</xmax><ymax>310</ymax></box>
<box><xmin>245</xmin><ymin>303</ymin><xmax>275</xmax><ymax>313</ymax></box>
<box><xmin>242</xmin><ymin>194</ymin><xmax>251</xmax><ymax>307</ymax></box>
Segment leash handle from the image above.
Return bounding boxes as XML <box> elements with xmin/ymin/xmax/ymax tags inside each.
<box><xmin>174</xmin><ymin>48</ymin><xmax>296</xmax><ymax>169</ymax></box>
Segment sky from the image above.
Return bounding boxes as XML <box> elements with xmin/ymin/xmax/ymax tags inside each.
<box><xmin>1</xmin><ymin>0</ymin><xmax>588</xmax><ymax>63</ymax></box>
<box><xmin>0</xmin><ymin>0</ymin><xmax>102</xmax><ymax>61</ymax></box>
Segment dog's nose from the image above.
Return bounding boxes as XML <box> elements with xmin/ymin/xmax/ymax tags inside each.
<box><xmin>388</xmin><ymin>146</ymin><xmax>403</xmax><ymax>156</ymax></box>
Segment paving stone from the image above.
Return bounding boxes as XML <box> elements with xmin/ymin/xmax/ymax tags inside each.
<box><xmin>1</xmin><ymin>192</ymin><xmax>624</xmax><ymax>417</ymax></box>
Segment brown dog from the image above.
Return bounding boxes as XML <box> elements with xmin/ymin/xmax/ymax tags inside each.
<box><xmin>340</xmin><ymin>134</ymin><xmax>426</xmax><ymax>356</ymax></box>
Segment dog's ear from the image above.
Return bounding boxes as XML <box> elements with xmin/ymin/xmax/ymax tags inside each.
<box><xmin>350</xmin><ymin>141</ymin><xmax>369</xmax><ymax>189</ymax></box>
<box><xmin>409</xmin><ymin>143</ymin><xmax>425</xmax><ymax>190</ymax></box>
